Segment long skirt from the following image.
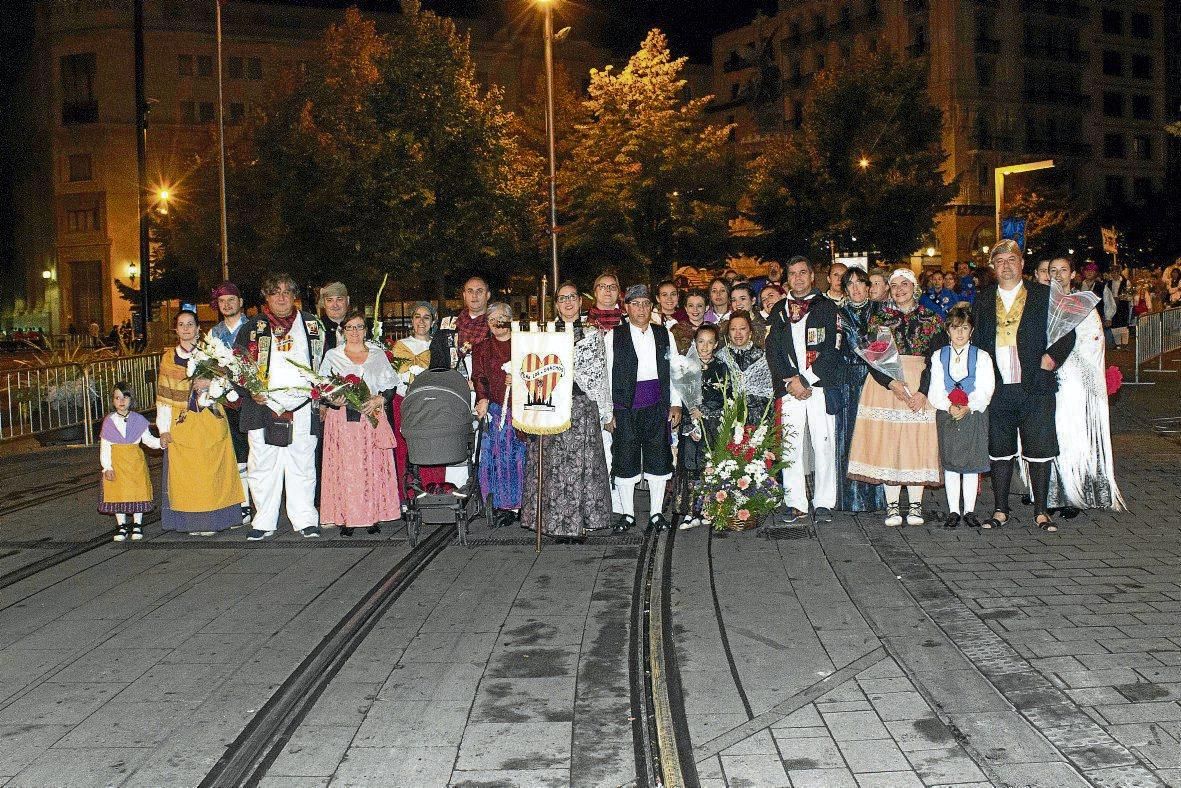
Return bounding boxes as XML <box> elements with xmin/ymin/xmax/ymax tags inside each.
<box><xmin>936</xmin><ymin>410</ymin><xmax>990</xmax><ymax>474</ymax></box>
<box><xmin>829</xmin><ymin>371</ymin><xmax>886</xmax><ymax>512</ymax></box>
<box><xmin>671</xmin><ymin>414</ymin><xmax>717</xmax><ymax>517</ymax></box>
<box><xmin>320</xmin><ymin>405</ymin><xmax>401</xmax><ymax>527</ymax></box>
<box><xmin>846</xmin><ymin>355</ymin><xmax>941</xmax><ymax>487</ymax></box>
<box><xmin>99</xmin><ymin>443</ymin><xmax>155</xmax><ymax>514</ymax></box>
<box><xmin>162</xmin><ymin>407</ymin><xmax>243</xmax><ymax>533</ymax></box>
<box><xmin>521</xmin><ymin>393</ymin><xmax>611</xmax><ymax>536</ymax></box>
<box><xmin>479</xmin><ymin>402</ymin><xmax>527</xmax><ymax>510</ymax></box>
<box><xmin>392</xmin><ymin>394</ymin><xmax>445</xmax><ymax>499</ymax></box>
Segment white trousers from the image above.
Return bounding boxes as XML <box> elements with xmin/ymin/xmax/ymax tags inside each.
<box><xmin>779</xmin><ymin>392</ymin><xmax>837</xmax><ymax>511</ymax></box>
<box><xmin>247</xmin><ymin>406</ymin><xmax>319</xmax><ymax>533</ymax></box>
<box><xmin>603</xmin><ymin>428</ymin><xmax>623</xmax><ymax>514</ymax></box>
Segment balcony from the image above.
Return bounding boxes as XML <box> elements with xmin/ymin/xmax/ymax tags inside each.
<box><xmin>61</xmin><ymin>101</ymin><xmax>98</xmax><ymax>125</ymax></box>
<box><xmin>975</xmin><ymin>37</ymin><xmax>1001</xmax><ymax>55</ymax></box>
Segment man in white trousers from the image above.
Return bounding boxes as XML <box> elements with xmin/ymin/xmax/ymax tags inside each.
<box><xmin>234</xmin><ymin>273</ymin><xmax>325</xmax><ymax>540</ymax></box>
<box><xmin>766</xmin><ymin>256</ymin><xmax>840</xmax><ymax>524</ymax></box>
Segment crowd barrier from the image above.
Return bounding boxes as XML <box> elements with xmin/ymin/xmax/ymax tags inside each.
<box><xmin>1131</xmin><ymin>307</ymin><xmax>1181</xmax><ymax>385</ymax></box>
<box><xmin>0</xmin><ymin>353</ymin><xmax>160</xmax><ymax>444</ymax></box>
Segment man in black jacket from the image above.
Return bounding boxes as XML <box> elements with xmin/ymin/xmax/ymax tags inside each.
<box><xmin>766</xmin><ymin>256</ymin><xmax>840</xmax><ymax>524</ymax></box>
<box><xmin>972</xmin><ymin>240</ymin><xmax>1075</xmax><ymax>532</ymax></box>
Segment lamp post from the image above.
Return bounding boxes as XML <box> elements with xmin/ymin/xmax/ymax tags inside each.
<box><xmin>134</xmin><ymin>0</ymin><xmax>151</xmax><ymax>336</ymax></box>
<box><xmin>538</xmin><ymin>0</ymin><xmax>559</xmax><ymax>296</ymax></box>
<box><xmin>994</xmin><ymin>160</ymin><xmax>1054</xmax><ymax>246</ymax></box>
<box><xmin>214</xmin><ymin>0</ymin><xmax>229</xmax><ymax>282</ymax></box>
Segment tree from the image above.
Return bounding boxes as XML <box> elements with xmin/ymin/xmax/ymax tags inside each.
<box><xmin>175</xmin><ymin>3</ymin><xmax>534</xmax><ymax>302</ymax></box>
<box><xmin>746</xmin><ymin>52</ymin><xmax>956</xmax><ymax>262</ymax></box>
<box><xmin>560</xmin><ymin>30</ymin><xmax>738</xmax><ymax>286</ymax></box>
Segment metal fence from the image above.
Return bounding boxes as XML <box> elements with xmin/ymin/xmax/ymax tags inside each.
<box><xmin>0</xmin><ymin>353</ymin><xmax>160</xmax><ymax>444</ymax></box>
<box><xmin>1131</xmin><ymin>307</ymin><xmax>1181</xmax><ymax>384</ymax></box>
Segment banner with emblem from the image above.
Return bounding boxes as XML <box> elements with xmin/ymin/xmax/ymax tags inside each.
<box><xmin>511</xmin><ymin>325</ymin><xmax>575</xmax><ymax>435</ymax></box>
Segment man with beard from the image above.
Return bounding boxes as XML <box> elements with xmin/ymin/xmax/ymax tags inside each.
<box><xmin>210</xmin><ymin>281</ymin><xmax>252</xmax><ymax>525</ymax></box>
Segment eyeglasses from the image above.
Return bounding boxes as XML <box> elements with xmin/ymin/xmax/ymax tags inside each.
<box><xmin>490</xmin><ymin>320</ymin><xmax>512</xmax><ymax>328</ymax></box>
<box><xmin>343</xmin><ymin>325</ymin><xmax>367</xmax><ymax>332</ymax></box>
<box><xmin>595</xmin><ymin>283</ymin><xmax>619</xmax><ymax>291</ymax></box>
<box><xmin>556</xmin><ymin>293</ymin><xmax>579</xmax><ymax>302</ymax></box>
<box><xmin>268</xmin><ymin>288</ymin><xmax>296</xmax><ymax>296</ymax></box>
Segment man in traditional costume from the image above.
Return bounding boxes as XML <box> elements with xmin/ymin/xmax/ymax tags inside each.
<box><xmin>766</xmin><ymin>255</ymin><xmax>840</xmax><ymax>524</ymax></box>
<box><xmin>430</xmin><ymin>276</ymin><xmax>491</xmax><ymax>376</ymax></box>
<box><xmin>318</xmin><ymin>281</ymin><xmax>351</xmax><ymax>352</ymax></box>
<box><xmin>234</xmin><ymin>273</ymin><xmax>325</xmax><ymax>540</ymax></box>
<box><xmin>971</xmin><ymin>240</ymin><xmax>1075</xmax><ymax>532</ymax></box>
<box><xmin>605</xmin><ymin>284</ymin><xmax>683</xmax><ymax>532</ymax></box>
<box><xmin>210</xmin><ymin>281</ymin><xmax>253</xmax><ymax>525</ymax></box>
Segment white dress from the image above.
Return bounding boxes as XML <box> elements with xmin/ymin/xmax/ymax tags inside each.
<box><xmin>1050</xmin><ymin>309</ymin><xmax>1124</xmax><ymax>510</ymax></box>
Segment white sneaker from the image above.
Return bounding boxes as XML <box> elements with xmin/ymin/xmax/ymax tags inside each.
<box><xmin>113</xmin><ymin>527</ymin><xmax>128</xmax><ymax>542</ymax></box>
<box><xmin>130</xmin><ymin>527</ymin><xmax>144</xmax><ymax>541</ymax></box>
<box><xmin>678</xmin><ymin>517</ymin><xmax>700</xmax><ymax>531</ymax></box>
<box><xmin>191</xmin><ymin>531</ymin><xmax>216</xmax><ymax>537</ymax></box>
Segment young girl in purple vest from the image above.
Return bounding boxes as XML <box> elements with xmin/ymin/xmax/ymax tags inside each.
<box><xmin>99</xmin><ymin>382</ymin><xmax>160</xmax><ymax>541</ymax></box>
<box><xmin>927</xmin><ymin>304</ymin><xmax>995</xmax><ymax>528</ymax></box>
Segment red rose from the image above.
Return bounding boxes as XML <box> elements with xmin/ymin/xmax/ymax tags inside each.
<box><xmin>1105</xmin><ymin>365</ymin><xmax>1123</xmax><ymax>396</ymax></box>
<box><xmin>867</xmin><ymin>340</ymin><xmax>890</xmax><ymax>353</ymax></box>
<box><xmin>310</xmin><ymin>387</ymin><xmax>321</xmax><ymax>401</ymax></box>
<box><xmin>343</xmin><ymin>374</ymin><xmax>362</xmax><ymax>386</ymax></box>
<box><xmin>948</xmin><ymin>388</ymin><xmax>969</xmax><ymax>407</ymax></box>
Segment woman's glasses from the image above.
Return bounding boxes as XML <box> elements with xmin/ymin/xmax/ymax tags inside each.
<box><xmin>343</xmin><ymin>324</ymin><xmax>367</xmax><ymax>332</ymax></box>
<box><xmin>556</xmin><ymin>293</ymin><xmax>579</xmax><ymax>303</ymax></box>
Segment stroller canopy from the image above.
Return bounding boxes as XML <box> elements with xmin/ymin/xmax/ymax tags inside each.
<box><xmin>401</xmin><ymin>369</ymin><xmax>474</xmax><ymax>466</ymax></box>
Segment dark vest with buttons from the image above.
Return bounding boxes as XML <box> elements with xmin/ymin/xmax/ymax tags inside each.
<box><xmin>611</xmin><ymin>323</ymin><xmax>671</xmax><ymax>409</ymax></box>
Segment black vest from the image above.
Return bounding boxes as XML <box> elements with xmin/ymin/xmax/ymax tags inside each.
<box><xmin>612</xmin><ymin>322</ymin><xmax>671</xmax><ymax>408</ymax></box>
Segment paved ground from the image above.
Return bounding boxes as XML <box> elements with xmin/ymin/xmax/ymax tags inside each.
<box><xmin>0</xmin><ymin>358</ymin><xmax>1179</xmax><ymax>786</ymax></box>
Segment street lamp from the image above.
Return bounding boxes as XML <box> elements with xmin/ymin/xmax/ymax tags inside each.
<box><xmin>537</xmin><ymin>0</ymin><xmax>561</xmax><ymax>303</ymax></box>
<box><xmin>994</xmin><ymin>160</ymin><xmax>1054</xmax><ymax>247</ymax></box>
<box><xmin>858</xmin><ymin>156</ymin><xmax>870</xmax><ymax>170</ymax></box>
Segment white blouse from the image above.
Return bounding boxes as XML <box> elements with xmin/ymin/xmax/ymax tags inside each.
<box><xmin>318</xmin><ymin>344</ymin><xmax>401</xmax><ymax>394</ymax></box>
<box><xmin>927</xmin><ymin>345</ymin><xmax>996</xmax><ymax>414</ymax></box>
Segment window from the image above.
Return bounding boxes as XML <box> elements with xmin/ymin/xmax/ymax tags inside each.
<box><xmin>247</xmin><ymin>57</ymin><xmax>262</xmax><ymax>80</ymax></box>
<box><xmin>227</xmin><ymin>56</ymin><xmax>243</xmax><ymax>79</ymax></box>
<box><xmin>1102</xmin><ymin>8</ymin><xmax>1123</xmax><ymax>35</ymax></box>
<box><xmin>1130</xmin><ymin>12</ymin><xmax>1153</xmax><ymax>39</ymax></box>
<box><xmin>1104</xmin><ymin>175</ymin><xmax>1125</xmax><ymax>202</ymax></box>
<box><xmin>1103</xmin><ymin>91</ymin><xmax>1124</xmax><ymax>116</ymax></box>
<box><xmin>1133</xmin><ymin>176</ymin><xmax>1152</xmax><ymax>201</ymax></box>
<box><xmin>180</xmin><ymin>101</ymin><xmax>196</xmax><ymax>124</ymax></box>
<box><xmin>199</xmin><ymin>102</ymin><xmax>215</xmax><ymax>123</ymax></box>
<box><xmin>197</xmin><ymin>54</ymin><xmax>213</xmax><ymax>77</ymax></box>
<box><xmin>61</xmin><ymin>53</ymin><xmax>98</xmax><ymax>124</ymax></box>
<box><xmin>1133</xmin><ymin>134</ymin><xmax>1153</xmax><ymax>160</ymax></box>
<box><xmin>1132</xmin><ymin>55</ymin><xmax>1153</xmax><ymax>79</ymax></box>
<box><xmin>65</xmin><ymin>206</ymin><xmax>101</xmax><ymax>233</ymax></box>
<box><xmin>228</xmin><ymin>102</ymin><xmax>245</xmax><ymax>124</ymax></box>
<box><xmin>177</xmin><ymin>54</ymin><xmax>193</xmax><ymax>76</ymax></box>
<box><xmin>1103</xmin><ymin>133</ymin><xmax>1126</xmax><ymax>158</ymax></box>
<box><xmin>1131</xmin><ymin>94</ymin><xmax>1153</xmax><ymax>120</ymax></box>
<box><xmin>67</xmin><ymin>154</ymin><xmax>92</xmax><ymax>182</ymax></box>
<box><xmin>1102</xmin><ymin>50</ymin><xmax>1122</xmax><ymax>76</ymax></box>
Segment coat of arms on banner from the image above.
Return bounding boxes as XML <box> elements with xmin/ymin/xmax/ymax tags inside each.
<box><xmin>511</xmin><ymin>325</ymin><xmax>575</xmax><ymax>435</ymax></box>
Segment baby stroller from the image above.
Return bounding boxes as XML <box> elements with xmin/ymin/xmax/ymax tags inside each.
<box><xmin>399</xmin><ymin>368</ymin><xmax>489</xmax><ymax>546</ymax></box>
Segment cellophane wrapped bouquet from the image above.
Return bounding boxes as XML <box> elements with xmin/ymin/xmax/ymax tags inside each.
<box><xmin>855</xmin><ymin>328</ymin><xmax>910</xmax><ymax>396</ymax></box>
<box><xmin>697</xmin><ymin>387</ymin><xmax>786</xmax><ymax>531</ymax></box>
<box><xmin>185</xmin><ymin>334</ymin><xmax>242</xmax><ymax>408</ymax></box>
<box><xmin>288</xmin><ymin>360</ymin><xmax>377</xmax><ymax>427</ymax></box>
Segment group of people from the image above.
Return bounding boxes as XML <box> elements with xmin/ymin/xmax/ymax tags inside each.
<box><xmin>97</xmin><ymin>244</ymin><xmax>1125</xmax><ymax>542</ymax></box>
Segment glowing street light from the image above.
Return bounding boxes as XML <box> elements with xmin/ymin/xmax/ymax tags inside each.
<box><xmin>858</xmin><ymin>156</ymin><xmax>870</xmax><ymax>170</ymax></box>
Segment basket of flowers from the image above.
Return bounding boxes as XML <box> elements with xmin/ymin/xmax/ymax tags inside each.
<box><xmin>697</xmin><ymin>389</ymin><xmax>787</xmax><ymax>532</ymax></box>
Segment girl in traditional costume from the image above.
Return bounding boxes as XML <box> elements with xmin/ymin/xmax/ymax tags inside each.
<box><xmin>100</xmin><ymin>381</ymin><xmax>160</xmax><ymax>541</ymax></box>
<box><xmin>927</xmin><ymin>305</ymin><xmax>995</xmax><ymax>528</ymax></box>
<box><xmin>157</xmin><ymin>310</ymin><xmax>245</xmax><ymax>535</ymax></box>
<box><xmin>673</xmin><ymin>324</ymin><xmax>727</xmax><ymax>530</ymax></box>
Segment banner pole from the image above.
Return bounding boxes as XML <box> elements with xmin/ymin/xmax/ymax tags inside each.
<box><xmin>536</xmin><ymin>435</ymin><xmax>544</xmax><ymax>553</ymax></box>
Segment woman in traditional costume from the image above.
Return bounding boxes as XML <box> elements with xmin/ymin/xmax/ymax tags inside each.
<box><xmin>927</xmin><ymin>304</ymin><xmax>995</xmax><ymax>528</ymax></box>
<box><xmin>473</xmin><ymin>302</ymin><xmax>527</xmax><ymax>527</ymax></box>
<box><xmin>717</xmin><ymin>311</ymin><xmax>772</xmax><ymax>425</ymax></box>
<box><xmin>1047</xmin><ymin>257</ymin><xmax>1125</xmax><ymax>512</ymax></box>
<box><xmin>829</xmin><ymin>268</ymin><xmax>886</xmax><ymax>513</ymax></box>
<box><xmin>521</xmin><ymin>282</ymin><xmax>613</xmax><ymax>541</ymax></box>
<box><xmin>100</xmin><ymin>381</ymin><xmax>160</xmax><ymax>541</ymax></box>
<box><xmin>157</xmin><ymin>310</ymin><xmax>244</xmax><ymax>535</ymax></box>
<box><xmin>389</xmin><ymin>302</ymin><xmax>444</xmax><ymax>498</ymax></box>
<box><xmin>319</xmin><ymin>310</ymin><xmax>401</xmax><ymax>536</ymax></box>
<box><xmin>847</xmin><ymin>269</ymin><xmax>945</xmax><ymax>527</ymax></box>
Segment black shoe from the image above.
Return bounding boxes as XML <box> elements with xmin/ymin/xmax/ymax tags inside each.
<box><xmin>648</xmin><ymin>513</ymin><xmax>670</xmax><ymax>532</ymax></box>
<box><xmin>339</xmin><ymin>526</ymin><xmax>354</xmax><ymax>537</ymax></box>
<box><xmin>962</xmin><ymin>512</ymin><xmax>981</xmax><ymax>528</ymax></box>
<box><xmin>367</xmin><ymin>524</ymin><xmax>382</xmax><ymax>535</ymax></box>
<box><xmin>943</xmin><ymin>512</ymin><xmax>961</xmax><ymax>529</ymax></box>
<box><xmin>1059</xmin><ymin>507</ymin><xmax>1081</xmax><ymax>520</ymax></box>
<box><xmin>612</xmin><ymin>514</ymin><xmax>635</xmax><ymax>533</ymax></box>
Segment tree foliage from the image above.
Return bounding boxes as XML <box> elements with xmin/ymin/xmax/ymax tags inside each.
<box><xmin>746</xmin><ymin>53</ymin><xmax>956</xmax><ymax>262</ymax></box>
<box><xmin>559</xmin><ymin>30</ymin><xmax>738</xmax><ymax>287</ymax></box>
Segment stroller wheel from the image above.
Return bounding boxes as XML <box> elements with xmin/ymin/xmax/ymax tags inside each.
<box><xmin>406</xmin><ymin>513</ymin><xmax>420</xmax><ymax>547</ymax></box>
<box><xmin>484</xmin><ymin>495</ymin><xmax>496</xmax><ymax>530</ymax></box>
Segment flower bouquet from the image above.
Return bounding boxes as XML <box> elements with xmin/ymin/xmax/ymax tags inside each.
<box><xmin>287</xmin><ymin>359</ymin><xmax>377</xmax><ymax>427</ymax></box>
<box><xmin>185</xmin><ymin>334</ymin><xmax>241</xmax><ymax>409</ymax></box>
<box><xmin>697</xmin><ymin>388</ymin><xmax>786</xmax><ymax>531</ymax></box>
<box><xmin>1048</xmin><ymin>280</ymin><xmax>1101</xmax><ymax>347</ymax></box>
<box><xmin>855</xmin><ymin>328</ymin><xmax>910</xmax><ymax>396</ymax></box>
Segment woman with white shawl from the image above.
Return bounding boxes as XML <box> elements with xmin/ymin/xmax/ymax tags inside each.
<box><xmin>1046</xmin><ymin>258</ymin><xmax>1124</xmax><ymax>512</ymax></box>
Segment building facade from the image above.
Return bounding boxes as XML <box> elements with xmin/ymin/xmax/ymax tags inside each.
<box><xmin>712</xmin><ymin>0</ymin><xmax>1169</xmax><ymax>268</ymax></box>
<box><xmin>14</xmin><ymin>0</ymin><xmax>615</xmax><ymax>336</ymax></box>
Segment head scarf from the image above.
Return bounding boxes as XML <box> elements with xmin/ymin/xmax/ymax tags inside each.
<box><xmin>889</xmin><ymin>268</ymin><xmax>919</xmax><ymax>287</ymax></box>
<box><xmin>412</xmin><ymin>301</ymin><xmax>438</xmax><ymax>337</ymax></box>
<box><xmin>210</xmin><ymin>281</ymin><xmax>241</xmax><ymax>311</ymax></box>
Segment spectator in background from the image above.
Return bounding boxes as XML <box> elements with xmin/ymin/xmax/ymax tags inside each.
<box><xmin>720</xmin><ymin>282</ymin><xmax>767</xmax><ymax>348</ymax></box>
<box><xmin>921</xmin><ymin>270</ymin><xmax>958</xmax><ymax>320</ymax></box>
<box><xmin>760</xmin><ymin>283</ymin><xmax>785</xmax><ymax>320</ymax></box>
<box><xmin>705</xmin><ymin>277</ymin><xmax>731</xmax><ymax>323</ymax></box>
<box><xmin>653</xmin><ymin>279</ymin><xmax>689</xmax><ymax>324</ymax></box>
<box><xmin>750</xmin><ymin>259</ymin><xmax>784</xmax><ymax>297</ymax></box>
<box><xmin>868</xmin><ymin>269</ymin><xmax>890</xmax><ymax>303</ymax></box>
<box><xmin>824</xmin><ymin>262</ymin><xmax>847</xmax><ymax>305</ymax></box>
